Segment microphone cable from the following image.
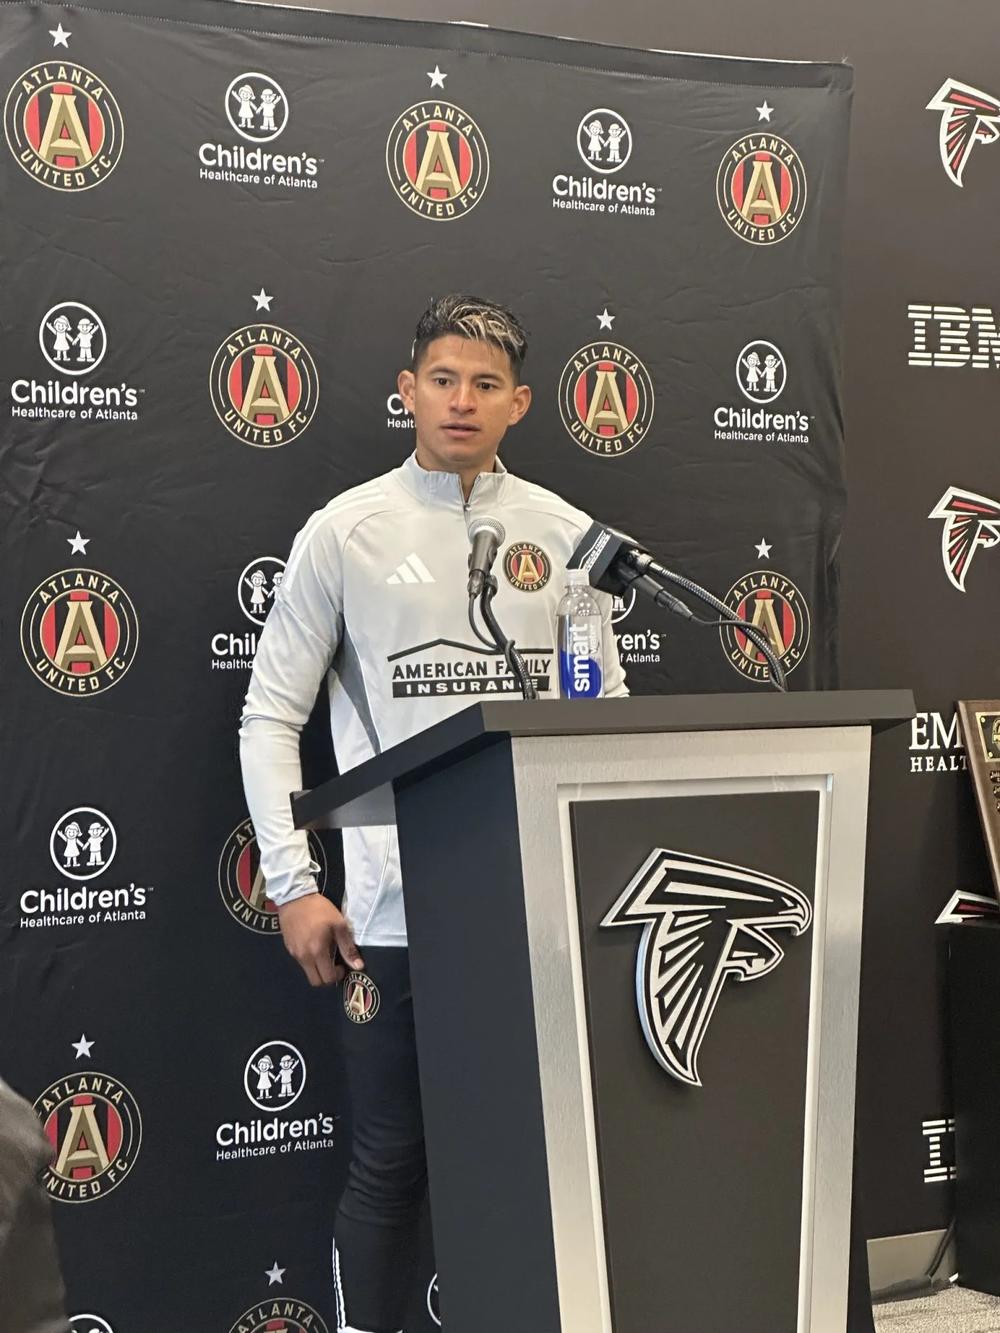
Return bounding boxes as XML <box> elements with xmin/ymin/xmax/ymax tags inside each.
<box><xmin>620</xmin><ymin>557</ymin><xmax>788</xmax><ymax>692</ymax></box>
<box><xmin>476</xmin><ymin>579</ymin><xmax>537</xmax><ymax>701</ymax></box>
<box><xmin>468</xmin><ymin>593</ymin><xmax>500</xmax><ymax>650</ymax></box>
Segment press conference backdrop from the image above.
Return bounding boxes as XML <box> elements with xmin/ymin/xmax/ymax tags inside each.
<box><xmin>250</xmin><ymin>1</ymin><xmax>1000</xmax><ymax>1268</ymax></box>
<box><xmin>0</xmin><ymin>1</ymin><xmax>855</xmax><ymax>1326</ymax></box>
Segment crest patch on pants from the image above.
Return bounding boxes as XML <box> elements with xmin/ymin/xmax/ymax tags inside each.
<box><xmin>344</xmin><ymin>972</ymin><xmax>381</xmax><ymax>1024</ymax></box>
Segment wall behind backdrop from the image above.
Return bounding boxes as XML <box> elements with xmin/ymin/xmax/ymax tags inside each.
<box><xmin>265</xmin><ymin>0</ymin><xmax>1000</xmax><ymax>1254</ymax></box>
<box><xmin>0</xmin><ymin>2</ymin><xmax>854</xmax><ymax>1329</ymax></box>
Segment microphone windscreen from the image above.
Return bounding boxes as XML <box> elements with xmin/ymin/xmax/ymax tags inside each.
<box><xmin>568</xmin><ymin>522</ymin><xmax>632</xmax><ymax>593</ymax></box>
<box><xmin>467</xmin><ymin>514</ymin><xmax>505</xmax><ymax>546</ymax></box>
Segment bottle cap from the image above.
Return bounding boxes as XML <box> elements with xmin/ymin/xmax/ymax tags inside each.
<box><xmin>565</xmin><ymin>568</ymin><xmax>589</xmax><ymax>586</ymax></box>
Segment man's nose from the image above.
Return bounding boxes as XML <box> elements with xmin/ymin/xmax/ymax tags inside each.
<box><xmin>450</xmin><ymin>382</ymin><xmax>476</xmax><ymax>413</ymax></box>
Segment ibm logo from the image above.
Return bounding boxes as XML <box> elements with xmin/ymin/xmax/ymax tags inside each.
<box><xmin>922</xmin><ymin>1117</ymin><xmax>957</xmax><ymax>1184</ymax></box>
<box><xmin>908</xmin><ymin>304</ymin><xmax>1000</xmax><ymax>368</ymax></box>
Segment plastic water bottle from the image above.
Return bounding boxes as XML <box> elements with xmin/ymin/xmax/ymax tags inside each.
<box><xmin>556</xmin><ymin>569</ymin><xmax>604</xmax><ymax>699</ymax></box>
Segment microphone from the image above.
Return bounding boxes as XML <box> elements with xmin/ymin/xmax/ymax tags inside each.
<box><xmin>568</xmin><ymin>522</ymin><xmax>693</xmax><ymax>618</ymax></box>
<box><xmin>567</xmin><ymin>521</ymin><xmax>630</xmax><ymax>588</ymax></box>
<box><xmin>467</xmin><ymin>515</ymin><xmax>505</xmax><ymax>598</ymax></box>
<box><xmin>568</xmin><ymin>520</ymin><xmax>788</xmax><ymax>691</ymax></box>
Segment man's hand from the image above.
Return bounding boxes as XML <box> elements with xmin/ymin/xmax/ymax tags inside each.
<box><xmin>277</xmin><ymin>894</ymin><xmax>365</xmax><ymax>987</ymax></box>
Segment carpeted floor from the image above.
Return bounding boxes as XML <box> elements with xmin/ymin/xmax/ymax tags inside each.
<box><xmin>874</xmin><ymin>1287</ymin><xmax>1000</xmax><ymax>1332</ymax></box>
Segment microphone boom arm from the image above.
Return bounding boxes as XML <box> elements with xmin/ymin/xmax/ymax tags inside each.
<box><xmin>569</xmin><ymin>520</ymin><xmax>788</xmax><ymax>693</ymax></box>
<box><xmin>625</xmin><ymin>553</ymin><xmax>787</xmax><ymax>692</ymax></box>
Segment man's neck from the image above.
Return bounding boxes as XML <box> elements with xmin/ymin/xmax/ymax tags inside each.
<box><xmin>413</xmin><ymin>444</ymin><xmax>498</xmax><ymax>501</ymax></box>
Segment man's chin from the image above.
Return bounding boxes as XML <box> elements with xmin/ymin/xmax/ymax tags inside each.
<box><xmin>433</xmin><ymin>435</ymin><xmax>496</xmax><ymax>467</ymax></box>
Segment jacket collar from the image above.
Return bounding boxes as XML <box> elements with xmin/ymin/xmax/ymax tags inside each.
<box><xmin>393</xmin><ymin>451</ymin><xmax>510</xmax><ymax>509</ymax></box>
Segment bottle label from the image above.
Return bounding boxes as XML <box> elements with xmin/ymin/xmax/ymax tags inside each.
<box><xmin>559</xmin><ymin>651</ymin><xmax>602</xmax><ymax>697</ymax></box>
<box><xmin>559</xmin><ymin>644</ymin><xmax>603</xmax><ymax>698</ymax></box>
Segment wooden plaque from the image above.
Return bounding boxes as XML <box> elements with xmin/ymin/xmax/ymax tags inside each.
<box><xmin>958</xmin><ymin>701</ymin><xmax>1000</xmax><ymax>899</ymax></box>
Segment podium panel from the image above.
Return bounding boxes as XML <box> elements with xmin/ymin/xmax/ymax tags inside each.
<box><xmin>390</xmin><ymin>723</ymin><xmax>872</xmax><ymax>1333</ymax></box>
<box><xmin>571</xmin><ymin>790</ymin><xmax>819</xmax><ymax>1333</ymax></box>
<box><xmin>293</xmin><ymin>695</ymin><xmax>913</xmax><ymax>1333</ymax></box>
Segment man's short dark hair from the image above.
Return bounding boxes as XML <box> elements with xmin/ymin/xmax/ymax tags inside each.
<box><xmin>411</xmin><ymin>293</ymin><xmax>529</xmax><ymax>380</ymax></box>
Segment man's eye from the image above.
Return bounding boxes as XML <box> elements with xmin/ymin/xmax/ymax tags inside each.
<box><xmin>478</xmin><ymin>382</ymin><xmax>495</xmax><ymax>391</ymax></box>
<box><xmin>434</xmin><ymin>377</ymin><xmax>449</xmax><ymax>386</ymax></box>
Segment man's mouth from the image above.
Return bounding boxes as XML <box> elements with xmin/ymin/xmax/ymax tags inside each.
<box><xmin>441</xmin><ymin>423</ymin><xmax>480</xmax><ymax>437</ymax></box>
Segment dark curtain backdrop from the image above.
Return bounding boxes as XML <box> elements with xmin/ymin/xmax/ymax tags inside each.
<box><xmin>0</xmin><ymin>3</ymin><xmax>849</xmax><ymax>1325</ymax></box>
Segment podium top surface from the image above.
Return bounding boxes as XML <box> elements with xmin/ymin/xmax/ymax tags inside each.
<box><xmin>293</xmin><ymin>689</ymin><xmax>914</xmax><ymax>830</ymax></box>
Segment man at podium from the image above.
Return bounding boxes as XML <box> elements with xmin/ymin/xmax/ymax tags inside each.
<box><xmin>239</xmin><ymin>293</ymin><xmax>626</xmax><ymax>1333</ymax></box>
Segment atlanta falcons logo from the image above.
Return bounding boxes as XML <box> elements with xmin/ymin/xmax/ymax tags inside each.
<box><xmin>936</xmin><ymin>890</ymin><xmax>999</xmax><ymax>925</ymax></box>
<box><xmin>928</xmin><ymin>486</ymin><xmax>1000</xmax><ymax>591</ymax></box>
<box><xmin>602</xmin><ymin>849</ymin><xmax>811</xmax><ymax>1088</ymax></box>
<box><xmin>927</xmin><ymin>79</ymin><xmax>1000</xmax><ymax>187</ymax></box>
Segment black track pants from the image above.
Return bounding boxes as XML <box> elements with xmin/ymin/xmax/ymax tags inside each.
<box><xmin>332</xmin><ymin>947</ymin><xmax>427</xmax><ymax>1333</ymax></box>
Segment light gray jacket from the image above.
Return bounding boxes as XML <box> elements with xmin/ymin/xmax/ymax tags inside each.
<box><xmin>239</xmin><ymin>452</ymin><xmax>627</xmax><ymax>946</ymax></box>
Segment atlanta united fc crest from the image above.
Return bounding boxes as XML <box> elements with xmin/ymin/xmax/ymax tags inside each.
<box><xmin>503</xmin><ymin>542</ymin><xmax>551</xmax><ymax>592</ymax></box>
<box><xmin>4</xmin><ymin>63</ymin><xmax>125</xmax><ymax>191</ymax></box>
<box><xmin>344</xmin><ymin>972</ymin><xmax>381</xmax><ymax>1024</ymax></box>
<box><xmin>219</xmin><ymin>817</ymin><xmax>328</xmax><ymax>934</ymax></box>
<box><xmin>34</xmin><ymin>1071</ymin><xmax>142</xmax><ymax>1203</ymax></box>
<box><xmin>21</xmin><ymin>568</ymin><xmax>139</xmax><ymax>696</ymax></box>
<box><xmin>716</xmin><ymin>133</ymin><xmax>806</xmax><ymax>245</ymax></box>
<box><xmin>720</xmin><ymin>569</ymin><xmax>811</xmax><ymax>680</ymax></box>
<box><xmin>558</xmin><ymin>341</ymin><xmax>654</xmax><ymax>457</ymax></box>
<box><xmin>229</xmin><ymin>1301</ymin><xmax>329</xmax><ymax>1333</ymax></box>
<box><xmin>386</xmin><ymin>100</ymin><xmax>489</xmax><ymax>219</ymax></box>
<box><xmin>210</xmin><ymin>323</ymin><xmax>319</xmax><ymax>447</ymax></box>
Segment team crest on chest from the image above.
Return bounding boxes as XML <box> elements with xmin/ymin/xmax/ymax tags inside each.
<box><xmin>503</xmin><ymin>542</ymin><xmax>551</xmax><ymax>592</ymax></box>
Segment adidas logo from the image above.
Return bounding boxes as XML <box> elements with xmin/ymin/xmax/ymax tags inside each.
<box><xmin>386</xmin><ymin>553</ymin><xmax>436</xmax><ymax>585</ymax></box>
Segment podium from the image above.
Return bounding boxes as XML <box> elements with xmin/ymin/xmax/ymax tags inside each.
<box><xmin>293</xmin><ymin>691</ymin><xmax>913</xmax><ymax>1333</ymax></box>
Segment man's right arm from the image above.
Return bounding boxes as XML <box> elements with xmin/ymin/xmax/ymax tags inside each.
<box><xmin>238</xmin><ymin>520</ymin><xmax>364</xmax><ymax>986</ymax></box>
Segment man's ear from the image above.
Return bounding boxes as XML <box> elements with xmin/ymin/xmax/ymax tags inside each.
<box><xmin>397</xmin><ymin>367</ymin><xmax>416</xmax><ymax>412</ymax></box>
<box><xmin>508</xmin><ymin>382</ymin><xmax>532</xmax><ymax>426</ymax></box>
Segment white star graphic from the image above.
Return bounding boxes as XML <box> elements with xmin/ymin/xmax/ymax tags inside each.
<box><xmin>427</xmin><ymin>66</ymin><xmax>447</xmax><ymax>89</ymax></box>
<box><xmin>67</xmin><ymin>531</ymin><xmax>90</xmax><ymax>554</ymax></box>
<box><xmin>252</xmin><ymin>289</ymin><xmax>274</xmax><ymax>312</ymax></box>
<box><xmin>265</xmin><ymin>1261</ymin><xmax>286</xmax><ymax>1286</ymax></box>
<box><xmin>596</xmin><ymin>308</ymin><xmax>615</xmax><ymax>330</ymax></box>
<box><xmin>72</xmin><ymin>1034</ymin><xmax>94</xmax><ymax>1060</ymax></box>
<box><xmin>49</xmin><ymin>23</ymin><xmax>71</xmax><ymax>47</ymax></box>
<box><xmin>756</xmin><ymin>101</ymin><xmax>774</xmax><ymax>122</ymax></box>
<box><xmin>755</xmin><ymin>539</ymin><xmax>772</xmax><ymax>560</ymax></box>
